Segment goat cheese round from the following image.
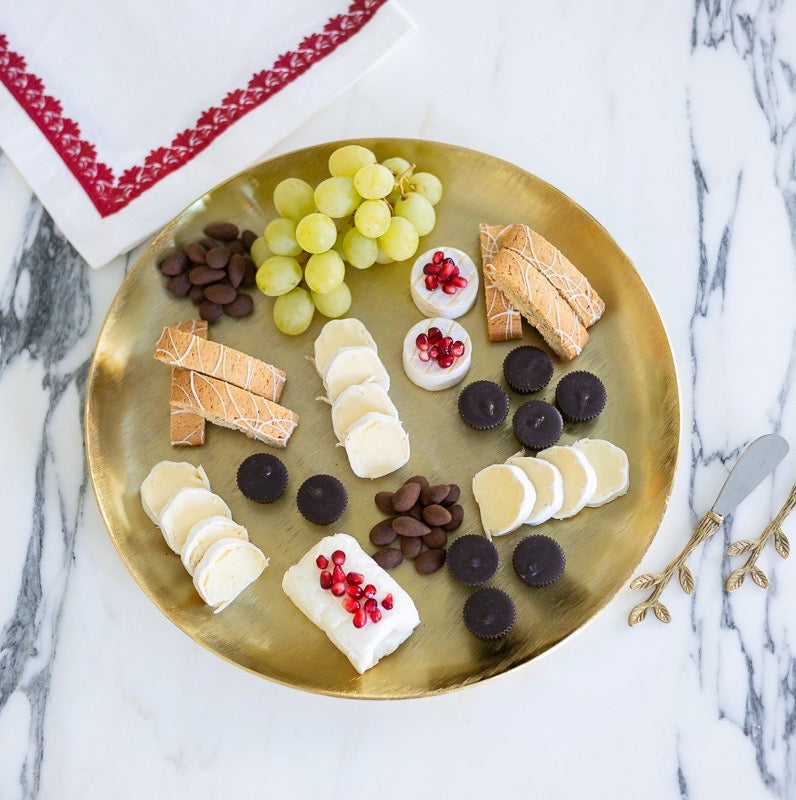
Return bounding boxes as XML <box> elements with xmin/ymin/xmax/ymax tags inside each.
<box><xmin>410</xmin><ymin>246</ymin><xmax>479</xmax><ymax>319</ymax></box>
<box><xmin>402</xmin><ymin>317</ymin><xmax>472</xmax><ymax>391</ymax></box>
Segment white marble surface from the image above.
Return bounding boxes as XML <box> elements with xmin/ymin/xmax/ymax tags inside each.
<box><xmin>1</xmin><ymin>0</ymin><xmax>796</xmax><ymax>797</ymax></box>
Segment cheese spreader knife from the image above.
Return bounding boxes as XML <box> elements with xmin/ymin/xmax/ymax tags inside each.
<box><xmin>629</xmin><ymin>433</ymin><xmax>789</xmax><ymax>626</ymax></box>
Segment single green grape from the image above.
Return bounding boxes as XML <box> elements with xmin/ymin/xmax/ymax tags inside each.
<box><xmin>394</xmin><ymin>192</ymin><xmax>436</xmax><ymax>236</ymax></box>
<box><xmin>328</xmin><ymin>145</ymin><xmax>376</xmax><ymax>178</ymax></box>
<box><xmin>295</xmin><ymin>212</ymin><xmax>337</xmax><ymax>254</ymax></box>
<box><xmin>378</xmin><ymin>216</ymin><xmax>419</xmax><ymax>262</ymax></box>
<box><xmin>312</xmin><ymin>281</ymin><xmax>352</xmax><ymax>318</ymax></box>
<box><xmin>353</xmin><ymin>164</ymin><xmax>395</xmax><ymax>200</ymax></box>
<box><xmin>314</xmin><ymin>176</ymin><xmax>361</xmax><ymax>219</ymax></box>
<box><xmin>409</xmin><ymin>172</ymin><xmax>443</xmax><ymax>206</ymax></box>
<box><xmin>354</xmin><ymin>199</ymin><xmax>391</xmax><ymax>238</ymax></box>
<box><xmin>249</xmin><ymin>236</ymin><xmax>271</xmax><ymax>267</ymax></box>
<box><xmin>273</xmin><ymin>286</ymin><xmax>315</xmax><ymax>335</ymax></box>
<box><xmin>305</xmin><ymin>250</ymin><xmax>345</xmax><ymax>294</ymax></box>
<box><xmin>342</xmin><ymin>227</ymin><xmax>378</xmax><ymax>269</ymax></box>
<box><xmin>255</xmin><ymin>256</ymin><xmax>302</xmax><ymax>296</ymax></box>
<box><xmin>273</xmin><ymin>177</ymin><xmax>316</xmax><ymax>221</ymax></box>
<box><xmin>375</xmin><ymin>246</ymin><xmax>394</xmax><ymax>265</ymax></box>
<box><xmin>263</xmin><ymin>217</ymin><xmax>302</xmax><ymax>257</ymax></box>
<box><xmin>381</xmin><ymin>156</ymin><xmax>411</xmax><ymax>177</ymax></box>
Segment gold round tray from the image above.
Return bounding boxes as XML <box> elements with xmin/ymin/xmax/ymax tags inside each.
<box><xmin>85</xmin><ymin>138</ymin><xmax>680</xmax><ymax>698</ymax></box>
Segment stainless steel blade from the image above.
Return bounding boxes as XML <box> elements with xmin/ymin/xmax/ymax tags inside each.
<box><xmin>712</xmin><ymin>434</ymin><xmax>789</xmax><ymax>516</ymax></box>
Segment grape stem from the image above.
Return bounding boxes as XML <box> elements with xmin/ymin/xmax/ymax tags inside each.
<box><xmin>394</xmin><ymin>163</ymin><xmax>417</xmax><ymax>202</ymax></box>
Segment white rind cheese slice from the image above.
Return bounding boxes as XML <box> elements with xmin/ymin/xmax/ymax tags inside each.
<box><xmin>409</xmin><ymin>246</ymin><xmax>479</xmax><ymax>319</ymax></box>
<box><xmin>343</xmin><ymin>412</ymin><xmax>411</xmax><ymax>479</ymax></box>
<box><xmin>573</xmin><ymin>438</ymin><xmax>630</xmax><ymax>507</ymax></box>
<box><xmin>313</xmin><ymin>318</ymin><xmax>377</xmax><ymax>378</ymax></box>
<box><xmin>140</xmin><ymin>461</ymin><xmax>210</xmax><ymax>525</ymax></box>
<box><xmin>282</xmin><ymin>533</ymin><xmax>420</xmax><ymax>674</ymax></box>
<box><xmin>536</xmin><ymin>446</ymin><xmax>597</xmax><ymax>520</ymax></box>
<box><xmin>158</xmin><ymin>487</ymin><xmax>231</xmax><ymax>554</ymax></box>
<box><xmin>331</xmin><ymin>383</ymin><xmax>399</xmax><ymax>442</ymax></box>
<box><xmin>323</xmin><ymin>346</ymin><xmax>390</xmax><ymax>404</ymax></box>
<box><xmin>472</xmin><ymin>463</ymin><xmax>536</xmax><ymax>538</ymax></box>
<box><xmin>401</xmin><ymin>317</ymin><xmax>472</xmax><ymax>391</ymax></box>
<box><xmin>505</xmin><ymin>454</ymin><xmax>564</xmax><ymax>525</ymax></box>
<box><xmin>181</xmin><ymin>515</ymin><xmax>249</xmax><ymax>576</ymax></box>
<box><xmin>192</xmin><ymin>538</ymin><xmax>268</xmax><ymax>612</ymax></box>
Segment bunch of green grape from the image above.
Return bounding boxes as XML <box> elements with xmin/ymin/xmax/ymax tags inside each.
<box><xmin>251</xmin><ymin>144</ymin><xmax>443</xmax><ymax>335</ymax></box>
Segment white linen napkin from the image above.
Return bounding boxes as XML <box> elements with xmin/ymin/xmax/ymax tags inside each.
<box><xmin>0</xmin><ymin>0</ymin><xmax>414</xmax><ymax>267</ymax></box>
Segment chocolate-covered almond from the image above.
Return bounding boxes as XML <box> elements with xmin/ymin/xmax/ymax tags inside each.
<box><xmin>441</xmin><ymin>504</ymin><xmax>464</xmax><ymax>532</ymax></box>
<box><xmin>205</xmin><ymin>246</ymin><xmax>230</xmax><ymax>270</ymax></box>
<box><xmin>203</xmin><ymin>221</ymin><xmax>239</xmax><ymax>241</ymax></box>
<box><xmin>422</xmin><ymin>504</ymin><xmax>452</xmax><ymax>527</ymax></box>
<box><xmin>400</xmin><ymin>536</ymin><xmax>423</xmax><ymax>559</ymax></box>
<box><xmin>391</xmin><ymin>516</ymin><xmax>431</xmax><ymax>538</ymax></box>
<box><xmin>374</xmin><ymin>491</ymin><xmax>395</xmax><ymax>515</ymax></box>
<box><xmin>227</xmin><ymin>253</ymin><xmax>246</xmax><ymax>288</ymax></box>
<box><xmin>422</xmin><ymin>527</ymin><xmax>448</xmax><ymax>549</ymax></box>
<box><xmin>372</xmin><ymin>548</ymin><xmax>403</xmax><ymax>570</ymax></box>
<box><xmin>188</xmin><ymin>265</ymin><xmax>226</xmax><ymax>286</ymax></box>
<box><xmin>241</xmin><ymin>229</ymin><xmax>258</xmax><ymax>251</ymax></box>
<box><xmin>442</xmin><ymin>484</ymin><xmax>461</xmax><ymax>507</ymax></box>
<box><xmin>199</xmin><ymin>300</ymin><xmax>223</xmax><ymax>322</ymax></box>
<box><xmin>185</xmin><ymin>242</ymin><xmax>207</xmax><ymax>264</ymax></box>
<box><xmin>415</xmin><ymin>548</ymin><xmax>446</xmax><ymax>574</ymax></box>
<box><xmin>421</xmin><ymin>483</ymin><xmax>450</xmax><ymax>506</ymax></box>
<box><xmin>405</xmin><ymin>475</ymin><xmax>430</xmax><ymax>493</ymax></box>
<box><xmin>369</xmin><ymin>518</ymin><xmax>398</xmax><ymax>547</ymax></box>
<box><xmin>224</xmin><ymin>293</ymin><xmax>253</xmax><ymax>317</ymax></box>
<box><xmin>204</xmin><ymin>282</ymin><xmax>237</xmax><ymax>305</ymax></box>
<box><xmin>167</xmin><ymin>272</ymin><xmax>192</xmax><ymax>298</ymax></box>
<box><xmin>392</xmin><ymin>481</ymin><xmax>421</xmax><ymax>512</ymax></box>
<box><xmin>159</xmin><ymin>251</ymin><xmax>189</xmax><ymax>276</ymax></box>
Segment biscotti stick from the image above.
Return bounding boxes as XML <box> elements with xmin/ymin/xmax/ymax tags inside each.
<box><xmin>485</xmin><ymin>248</ymin><xmax>588</xmax><ymax>361</ymax></box>
<box><xmin>479</xmin><ymin>223</ymin><xmax>522</xmax><ymax>342</ymax></box>
<box><xmin>170</xmin><ymin>320</ymin><xmax>208</xmax><ymax>446</ymax></box>
<box><xmin>500</xmin><ymin>224</ymin><xmax>604</xmax><ymax>328</ymax></box>
<box><xmin>154</xmin><ymin>326</ymin><xmax>286</xmax><ymax>403</ymax></box>
<box><xmin>171</xmin><ymin>370</ymin><xmax>299</xmax><ymax>448</ymax></box>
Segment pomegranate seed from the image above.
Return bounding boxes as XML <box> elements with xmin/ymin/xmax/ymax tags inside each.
<box><xmin>331</xmin><ymin>550</ymin><xmax>346</xmax><ymax>566</ymax></box>
<box><xmin>316</xmin><ymin>555</ymin><xmax>329</xmax><ymax>570</ymax></box>
<box><xmin>428</xmin><ymin>346</ymin><xmax>439</xmax><ymax>360</ymax></box>
<box><xmin>364</xmin><ymin>598</ymin><xmax>378</xmax><ymax>613</ymax></box>
<box><xmin>440</xmin><ymin>336</ymin><xmax>453</xmax><ymax>349</ymax></box>
<box><xmin>353</xmin><ymin>609</ymin><xmax>367</xmax><ymax>628</ymax></box>
<box><xmin>451</xmin><ymin>276</ymin><xmax>468</xmax><ymax>288</ymax></box>
<box><xmin>442</xmin><ymin>282</ymin><xmax>457</xmax><ymax>295</ymax></box>
<box><xmin>442</xmin><ymin>257</ymin><xmax>454</xmax><ymax>267</ymax></box>
<box><xmin>332</xmin><ymin>564</ymin><xmax>346</xmax><ymax>583</ymax></box>
<box><xmin>331</xmin><ymin>581</ymin><xmax>346</xmax><ymax>597</ymax></box>
<box><xmin>438</xmin><ymin>264</ymin><xmax>454</xmax><ymax>281</ymax></box>
<box><xmin>438</xmin><ymin>354</ymin><xmax>455</xmax><ymax>368</ymax></box>
<box><xmin>418</xmin><ymin>350</ymin><xmax>431</xmax><ymax>362</ymax></box>
<box><xmin>437</xmin><ymin>344</ymin><xmax>451</xmax><ymax>357</ymax></box>
<box><xmin>342</xmin><ymin>597</ymin><xmax>360</xmax><ymax>614</ymax></box>
<box><xmin>415</xmin><ymin>333</ymin><xmax>429</xmax><ymax>351</ymax></box>
<box><xmin>425</xmin><ymin>275</ymin><xmax>439</xmax><ymax>291</ymax></box>
<box><xmin>369</xmin><ymin>609</ymin><xmax>383</xmax><ymax>624</ymax></box>
<box><xmin>346</xmin><ymin>571</ymin><xmax>364</xmax><ymax>585</ymax></box>
<box><xmin>451</xmin><ymin>340</ymin><xmax>465</xmax><ymax>357</ymax></box>
<box><xmin>432</xmin><ymin>251</ymin><xmax>444</xmax><ymax>265</ymax></box>
<box><xmin>451</xmin><ymin>265</ymin><xmax>460</xmax><ymax>277</ymax></box>
<box><xmin>382</xmin><ymin>593</ymin><xmax>394</xmax><ymax>610</ymax></box>
<box><xmin>423</xmin><ymin>262</ymin><xmax>440</xmax><ymax>275</ymax></box>
<box><xmin>427</xmin><ymin>327</ymin><xmax>442</xmax><ymax>343</ymax></box>
<box><xmin>346</xmin><ymin>583</ymin><xmax>363</xmax><ymax>599</ymax></box>
<box><xmin>319</xmin><ymin>570</ymin><xmax>332</xmax><ymax>589</ymax></box>
<box><xmin>363</xmin><ymin>583</ymin><xmax>377</xmax><ymax>598</ymax></box>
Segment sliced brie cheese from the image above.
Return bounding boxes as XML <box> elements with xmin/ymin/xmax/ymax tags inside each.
<box><xmin>572</xmin><ymin>438</ymin><xmax>630</xmax><ymax>507</ymax></box>
<box><xmin>536</xmin><ymin>446</ymin><xmax>598</xmax><ymax>520</ymax></box>
<box><xmin>282</xmin><ymin>533</ymin><xmax>420</xmax><ymax>674</ymax></box>
<box><xmin>409</xmin><ymin>246</ymin><xmax>479</xmax><ymax>319</ymax></box>
<box><xmin>140</xmin><ymin>461</ymin><xmax>210</xmax><ymax>525</ymax></box>
<box><xmin>323</xmin><ymin>346</ymin><xmax>390</xmax><ymax>404</ymax></box>
<box><xmin>192</xmin><ymin>538</ymin><xmax>268</xmax><ymax>612</ymax></box>
<box><xmin>343</xmin><ymin>412</ymin><xmax>410</xmax><ymax>479</ymax></box>
<box><xmin>472</xmin><ymin>463</ymin><xmax>536</xmax><ymax>538</ymax></box>
<box><xmin>402</xmin><ymin>317</ymin><xmax>472</xmax><ymax>391</ymax></box>
<box><xmin>331</xmin><ymin>382</ymin><xmax>399</xmax><ymax>442</ymax></box>
<box><xmin>505</xmin><ymin>454</ymin><xmax>564</xmax><ymax>525</ymax></box>
<box><xmin>181</xmin><ymin>515</ymin><xmax>249</xmax><ymax>576</ymax></box>
<box><xmin>158</xmin><ymin>487</ymin><xmax>231</xmax><ymax>554</ymax></box>
<box><xmin>313</xmin><ymin>318</ymin><xmax>377</xmax><ymax>378</ymax></box>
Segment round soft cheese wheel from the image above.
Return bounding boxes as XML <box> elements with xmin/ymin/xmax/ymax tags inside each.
<box><xmin>158</xmin><ymin>487</ymin><xmax>231</xmax><ymax>554</ymax></box>
<box><xmin>331</xmin><ymin>382</ymin><xmax>399</xmax><ymax>442</ymax></box>
<box><xmin>472</xmin><ymin>463</ymin><xmax>536</xmax><ymax>538</ymax></box>
<box><xmin>181</xmin><ymin>515</ymin><xmax>249</xmax><ymax>576</ymax></box>
<box><xmin>193</xmin><ymin>538</ymin><xmax>268</xmax><ymax>612</ymax></box>
<box><xmin>313</xmin><ymin>318</ymin><xmax>377</xmax><ymax>378</ymax></box>
<box><xmin>572</xmin><ymin>438</ymin><xmax>629</xmax><ymax>507</ymax></box>
<box><xmin>409</xmin><ymin>246</ymin><xmax>479</xmax><ymax>319</ymax></box>
<box><xmin>140</xmin><ymin>461</ymin><xmax>210</xmax><ymax>525</ymax></box>
<box><xmin>505</xmin><ymin>454</ymin><xmax>564</xmax><ymax>525</ymax></box>
<box><xmin>323</xmin><ymin>346</ymin><xmax>390</xmax><ymax>404</ymax></box>
<box><xmin>402</xmin><ymin>317</ymin><xmax>472</xmax><ymax>391</ymax></box>
<box><xmin>536</xmin><ymin>446</ymin><xmax>597</xmax><ymax>520</ymax></box>
<box><xmin>343</xmin><ymin>412</ymin><xmax>410</xmax><ymax>479</ymax></box>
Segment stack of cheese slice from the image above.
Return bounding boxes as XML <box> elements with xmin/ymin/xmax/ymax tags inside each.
<box><xmin>140</xmin><ymin>460</ymin><xmax>268</xmax><ymax>611</ymax></box>
<box><xmin>313</xmin><ymin>319</ymin><xmax>410</xmax><ymax>479</ymax></box>
<box><xmin>472</xmin><ymin>439</ymin><xmax>629</xmax><ymax>538</ymax></box>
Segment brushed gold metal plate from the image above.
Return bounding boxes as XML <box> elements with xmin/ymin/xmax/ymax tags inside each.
<box><xmin>85</xmin><ymin>139</ymin><xmax>680</xmax><ymax>698</ymax></box>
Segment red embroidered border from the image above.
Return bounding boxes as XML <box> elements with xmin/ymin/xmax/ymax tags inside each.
<box><xmin>0</xmin><ymin>0</ymin><xmax>386</xmax><ymax>217</ymax></box>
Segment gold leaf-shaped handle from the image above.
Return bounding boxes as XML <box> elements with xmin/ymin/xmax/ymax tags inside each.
<box><xmin>630</xmin><ymin>573</ymin><xmax>659</xmax><ymax>591</ymax></box>
<box><xmin>628</xmin><ymin>605</ymin><xmax>648</xmax><ymax>626</ymax></box>
<box><xmin>774</xmin><ymin>528</ymin><xmax>790</xmax><ymax>559</ymax></box>
<box><xmin>727</xmin><ymin>539</ymin><xmax>756</xmax><ymax>556</ymax></box>
<box><xmin>653</xmin><ymin>602</ymin><xmax>671</xmax><ymax>623</ymax></box>
<box><xmin>726</xmin><ymin>568</ymin><xmax>746</xmax><ymax>592</ymax></box>
<box><xmin>678</xmin><ymin>564</ymin><xmax>694</xmax><ymax>594</ymax></box>
<box><xmin>751</xmin><ymin>566</ymin><xmax>770</xmax><ymax>588</ymax></box>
